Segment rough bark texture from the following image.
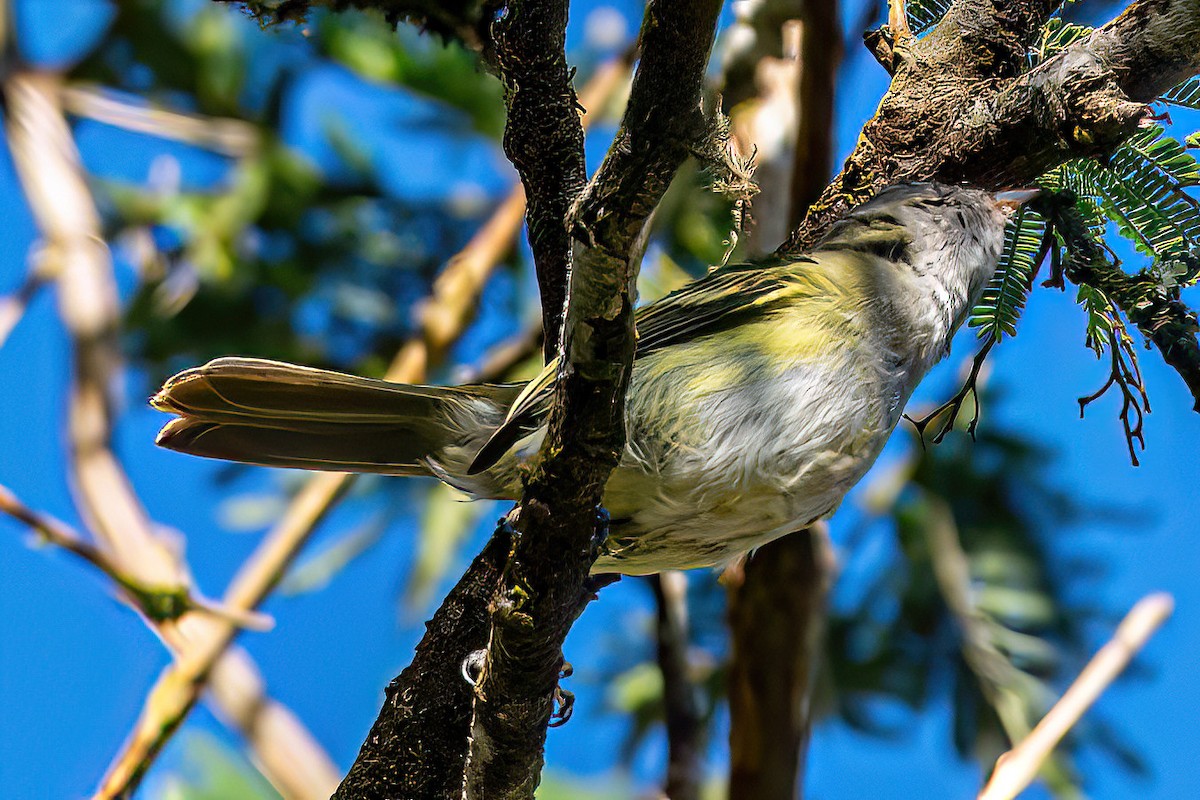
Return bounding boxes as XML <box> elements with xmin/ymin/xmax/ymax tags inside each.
<box><xmin>779</xmin><ymin>0</ymin><xmax>1200</xmax><ymax>252</ymax></box>
<box><xmin>727</xmin><ymin>527</ymin><xmax>833</xmax><ymax>800</ymax></box>
<box><xmin>331</xmin><ymin>529</ymin><xmax>510</xmax><ymax>799</ymax></box>
<box><xmin>462</xmin><ymin>2</ymin><xmax>724</xmax><ymax>797</ymax></box>
<box><xmin>491</xmin><ymin>0</ymin><xmax>586</xmax><ymax>357</ymax></box>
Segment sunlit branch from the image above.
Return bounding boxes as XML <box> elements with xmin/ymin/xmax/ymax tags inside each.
<box><xmin>2</xmin><ymin>68</ymin><xmax>339</xmax><ymax>800</ymax></box>
<box><xmin>978</xmin><ymin>593</ymin><xmax>1174</xmax><ymax>800</ymax></box>
<box><xmin>0</xmin><ymin>483</ymin><xmax>268</xmax><ymax>630</ymax></box>
<box><xmin>61</xmin><ymin>84</ymin><xmax>259</xmax><ymax>157</ymax></box>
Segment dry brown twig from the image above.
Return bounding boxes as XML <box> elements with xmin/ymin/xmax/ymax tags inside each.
<box><xmin>2</xmin><ymin>70</ymin><xmax>341</xmax><ymax>800</ymax></box>
<box><xmin>978</xmin><ymin>593</ymin><xmax>1174</xmax><ymax>800</ymax></box>
<box><xmin>89</xmin><ymin>53</ymin><xmax>632</xmax><ymax>799</ymax></box>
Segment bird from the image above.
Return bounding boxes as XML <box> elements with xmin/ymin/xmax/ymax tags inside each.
<box><xmin>152</xmin><ymin>182</ymin><xmax>1032</xmax><ymax>575</ymax></box>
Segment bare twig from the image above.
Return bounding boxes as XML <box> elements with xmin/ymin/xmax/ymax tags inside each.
<box><xmin>1077</xmin><ymin>318</ymin><xmax>1150</xmax><ymax>466</ymax></box>
<box><xmin>61</xmin><ymin>84</ymin><xmax>258</xmax><ymax>157</ymax></box>
<box><xmin>888</xmin><ymin>0</ymin><xmax>912</xmax><ymax>42</ymax></box>
<box><xmin>978</xmin><ymin>593</ymin><xmax>1174</xmax><ymax>800</ymax></box>
<box><xmin>0</xmin><ymin>484</ymin><xmax>268</xmax><ymax>629</ymax></box>
<box><xmin>905</xmin><ymin>335</ymin><xmax>997</xmax><ymax>445</ymax></box>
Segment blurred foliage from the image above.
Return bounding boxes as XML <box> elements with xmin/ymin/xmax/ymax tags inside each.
<box><xmin>158</xmin><ymin>732</ymin><xmax>279</xmax><ymax>800</ymax></box>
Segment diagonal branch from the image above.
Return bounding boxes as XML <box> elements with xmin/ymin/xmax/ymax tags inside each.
<box><xmin>781</xmin><ymin>0</ymin><xmax>1198</xmax><ymax>252</ymax></box>
<box><xmin>463</xmin><ymin>1</ymin><xmax>723</xmax><ymax>796</ymax></box>
<box><xmin>978</xmin><ymin>593</ymin><xmax>1174</xmax><ymax>800</ymax></box>
<box><xmin>2</xmin><ymin>69</ymin><xmax>341</xmax><ymax>800</ymax></box>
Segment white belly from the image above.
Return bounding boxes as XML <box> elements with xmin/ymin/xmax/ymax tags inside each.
<box><xmin>594</xmin><ymin>352</ymin><xmax>906</xmax><ymax>574</ymax></box>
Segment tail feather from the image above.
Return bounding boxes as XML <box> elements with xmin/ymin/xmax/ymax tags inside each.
<box><xmin>152</xmin><ymin>357</ymin><xmax>522</xmax><ymax>478</ymax></box>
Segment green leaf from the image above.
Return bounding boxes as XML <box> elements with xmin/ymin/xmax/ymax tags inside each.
<box><xmin>1076</xmin><ymin>283</ymin><xmax>1116</xmax><ymax>357</ymax></box>
<box><xmin>970</xmin><ymin>207</ymin><xmax>1046</xmax><ymax>340</ymax></box>
<box><xmin>906</xmin><ymin>0</ymin><xmax>952</xmax><ymax>34</ymax></box>
<box><xmin>1161</xmin><ymin>76</ymin><xmax>1200</xmax><ymax>109</ymax></box>
<box><xmin>1030</xmin><ymin>18</ymin><xmax>1093</xmax><ymax>66</ymax></box>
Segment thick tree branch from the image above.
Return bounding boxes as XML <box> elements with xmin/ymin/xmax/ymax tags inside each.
<box><xmin>329</xmin><ymin>55</ymin><xmax>631</xmax><ymax>800</ymax></box>
<box><xmin>463</xmin><ymin>2</ymin><xmax>722</xmax><ymax>796</ymax></box>
<box><xmin>781</xmin><ymin>0</ymin><xmax>1196</xmax><ymax>251</ymax></box>
<box><xmin>774</xmin><ymin>0</ymin><xmax>1200</xmax><ymax>412</ymax></box>
<box><xmin>332</xmin><ymin>530</ymin><xmax>512</xmax><ymax>799</ymax></box>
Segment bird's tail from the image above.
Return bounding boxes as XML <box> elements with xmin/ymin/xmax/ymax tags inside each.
<box><xmin>151</xmin><ymin>357</ymin><xmax>523</xmax><ymax>495</ymax></box>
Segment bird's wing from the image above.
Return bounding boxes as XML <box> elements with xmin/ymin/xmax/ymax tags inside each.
<box><xmin>635</xmin><ymin>257</ymin><xmax>819</xmax><ymax>355</ymax></box>
<box><xmin>468</xmin><ymin>257</ymin><xmax>819</xmax><ymax>473</ymax></box>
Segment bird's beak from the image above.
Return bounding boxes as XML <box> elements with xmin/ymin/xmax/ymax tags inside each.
<box><xmin>994</xmin><ymin>187</ymin><xmax>1042</xmax><ymax>213</ymax></box>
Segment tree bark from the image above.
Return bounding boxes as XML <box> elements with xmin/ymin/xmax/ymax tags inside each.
<box><xmin>462</xmin><ymin>2</ymin><xmax>724</xmax><ymax>795</ymax></box>
<box><xmin>653</xmin><ymin>572</ymin><xmax>704</xmax><ymax>800</ymax></box>
<box><xmin>332</xmin><ymin>529</ymin><xmax>510</xmax><ymax>799</ymax></box>
<box><xmin>727</xmin><ymin>526</ymin><xmax>834</xmax><ymax>800</ymax></box>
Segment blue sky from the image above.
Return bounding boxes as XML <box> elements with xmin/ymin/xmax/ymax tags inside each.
<box><xmin>2</xmin><ymin>1</ymin><xmax>1199</xmax><ymax>798</ymax></box>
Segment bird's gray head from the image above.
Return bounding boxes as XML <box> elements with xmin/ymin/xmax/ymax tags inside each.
<box><xmin>816</xmin><ymin>182</ymin><xmax>1020</xmax><ymax>307</ymax></box>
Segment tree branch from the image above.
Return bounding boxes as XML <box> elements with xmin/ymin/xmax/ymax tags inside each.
<box><xmin>491</xmin><ymin>0</ymin><xmax>586</xmax><ymax>358</ymax></box>
<box><xmin>653</xmin><ymin>572</ymin><xmax>704</xmax><ymax>800</ymax></box>
<box><xmin>727</xmin><ymin>525</ymin><xmax>835</xmax><ymax>800</ymax></box>
<box><xmin>773</xmin><ymin>0</ymin><xmax>1200</xmax><ymax>412</ymax></box>
<box><xmin>329</xmin><ymin>55</ymin><xmax>632</xmax><ymax>800</ymax></box>
<box><xmin>780</xmin><ymin>0</ymin><xmax>1196</xmax><ymax>251</ymax></box>
<box><xmin>463</xmin><ymin>2</ymin><xmax>723</xmax><ymax>796</ymax></box>
<box><xmin>2</xmin><ymin>69</ymin><xmax>341</xmax><ymax>800</ymax></box>
<box><xmin>978</xmin><ymin>593</ymin><xmax>1174</xmax><ymax>800</ymax></box>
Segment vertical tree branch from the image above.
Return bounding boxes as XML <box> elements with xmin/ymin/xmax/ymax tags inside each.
<box><xmin>463</xmin><ymin>2</ymin><xmax>723</xmax><ymax>797</ymax></box>
<box><xmin>491</xmin><ymin>0</ymin><xmax>587</xmax><ymax>358</ymax></box>
<box><xmin>726</xmin><ymin>525</ymin><xmax>835</xmax><ymax>800</ymax></box>
<box><xmin>330</xmin><ymin>56</ymin><xmax>633</xmax><ymax>800</ymax></box>
<box><xmin>787</xmin><ymin>0</ymin><xmax>842</xmax><ymax>228</ymax></box>
<box><xmin>653</xmin><ymin>572</ymin><xmax>703</xmax><ymax>800</ymax></box>
<box><xmin>725</xmin><ymin>5</ymin><xmax>841</xmax><ymax>798</ymax></box>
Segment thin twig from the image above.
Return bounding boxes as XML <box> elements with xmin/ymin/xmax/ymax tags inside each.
<box><xmin>888</xmin><ymin>0</ymin><xmax>912</xmax><ymax>42</ymax></box>
<box><xmin>0</xmin><ymin>483</ymin><xmax>269</xmax><ymax>630</ymax></box>
<box><xmin>905</xmin><ymin>335</ymin><xmax>997</xmax><ymax>445</ymax></box>
<box><xmin>3</xmin><ymin>69</ymin><xmax>340</xmax><ymax>800</ymax></box>
<box><xmin>61</xmin><ymin>83</ymin><xmax>259</xmax><ymax>157</ymax></box>
<box><xmin>978</xmin><ymin>593</ymin><xmax>1174</xmax><ymax>800</ymax></box>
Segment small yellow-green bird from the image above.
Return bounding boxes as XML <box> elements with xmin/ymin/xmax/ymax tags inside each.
<box><xmin>153</xmin><ymin>183</ymin><xmax>1031</xmax><ymax>575</ymax></box>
